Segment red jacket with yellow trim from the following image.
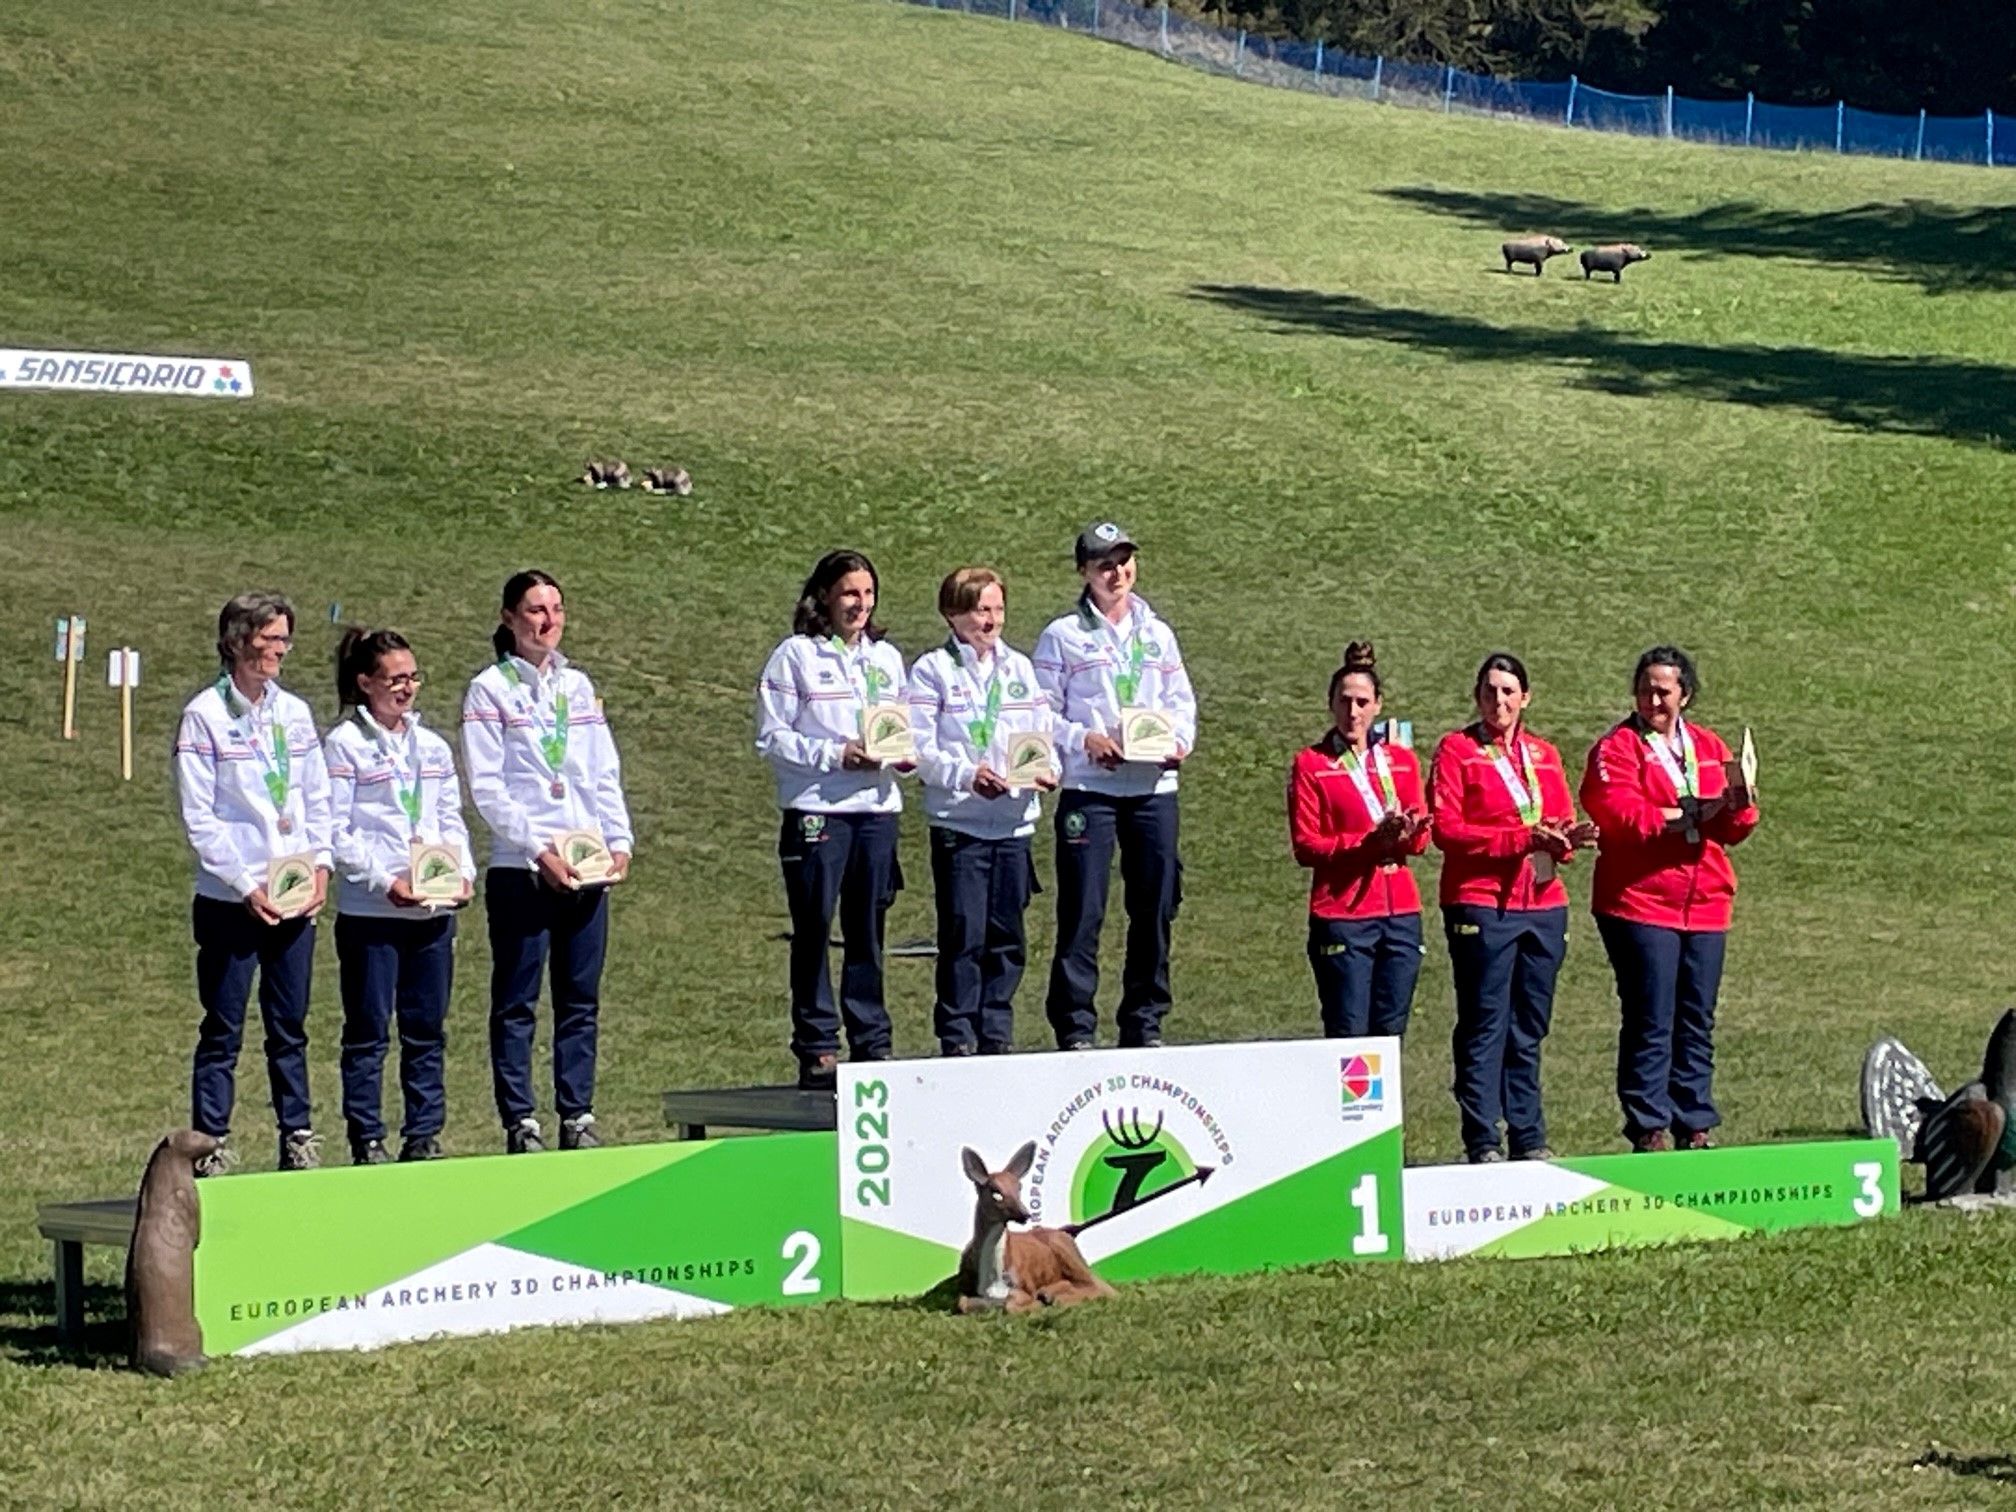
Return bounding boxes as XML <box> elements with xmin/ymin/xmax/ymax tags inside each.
<box><xmin>1429</xmin><ymin>724</ymin><xmax>1575</xmax><ymax>911</ymax></box>
<box><xmin>1288</xmin><ymin>732</ymin><xmax>1430</xmax><ymax>921</ymax></box>
<box><xmin>1580</xmin><ymin>717</ymin><xmax>1758</xmax><ymax>931</ymax></box>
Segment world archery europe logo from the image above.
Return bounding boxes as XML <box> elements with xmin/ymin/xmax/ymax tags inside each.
<box><xmin>211</xmin><ymin>365</ymin><xmax>244</xmax><ymax>395</ymax></box>
<box><xmin>1339</xmin><ymin>1054</ymin><xmax>1383</xmax><ymax>1120</ymax></box>
<box><xmin>1065</xmin><ymin>1108</ymin><xmax>1209</xmax><ymax>1229</ymax></box>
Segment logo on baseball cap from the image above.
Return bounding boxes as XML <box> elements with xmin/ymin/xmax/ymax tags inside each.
<box><xmin>1074</xmin><ymin>520</ymin><xmax>1137</xmax><ymax>566</ymax></box>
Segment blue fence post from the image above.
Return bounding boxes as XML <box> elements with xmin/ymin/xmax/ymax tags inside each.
<box><xmin>1159</xmin><ymin>1</ymin><xmax>1168</xmax><ymax>52</ymax></box>
<box><xmin>1314</xmin><ymin>39</ymin><xmax>1322</xmax><ymax>80</ymax></box>
<box><xmin>1007</xmin><ymin>0</ymin><xmax>1016</xmax><ymax>20</ymax></box>
<box><xmin>1835</xmin><ymin>100</ymin><xmax>1844</xmax><ymax>152</ymax></box>
<box><xmin>1915</xmin><ymin>108</ymin><xmax>1925</xmax><ymax>161</ymax></box>
<box><xmin>1744</xmin><ymin>92</ymin><xmax>1754</xmax><ymax>146</ymax></box>
<box><xmin>1990</xmin><ymin>109</ymin><xmax>1998</xmax><ymax>166</ymax></box>
<box><xmin>1663</xmin><ymin>85</ymin><xmax>1673</xmax><ymax>138</ymax></box>
<box><xmin>1371</xmin><ymin>55</ymin><xmax>1383</xmax><ymax>102</ymax></box>
<box><xmin>1235</xmin><ymin>29</ymin><xmax>1244</xmax><ymax>74</ymax></box>
<box><xmin>1564</xmin><ymin>74</ymin><xmax>1578</xmax><ymax>125</ymax></box>
<box><xmin>1443</xmin><ymin>64</ymin><xmax>1455</xmax><ymax>113</ymax></box>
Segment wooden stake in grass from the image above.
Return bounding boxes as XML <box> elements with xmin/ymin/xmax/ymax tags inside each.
<box><xmin>56</xmin><ymin>614</ymin><xmax>85</xmax><ymax>739</ymax></box>
<box><xmin>108</xmin><ymin>647</ymin><xmax>140</xmax><ymax>781</ymax></box>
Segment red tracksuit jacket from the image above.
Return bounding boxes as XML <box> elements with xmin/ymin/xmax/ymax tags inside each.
<box><xmin>1288</xmin><ymin>731</ymin><xmax>1430</xmax><ymax>921</ymax></box>
<box><xmin>1429</xmin><ymin>724</ymin><xmax>1576</xmax><ymax>911</ymax></box>
<box><xmin>1579</xmin><ymin>717</ymin><xmax>1758</xmax><ymax>931</ymax></box>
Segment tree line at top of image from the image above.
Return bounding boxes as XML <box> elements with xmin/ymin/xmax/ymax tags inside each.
<box><xmin>1172</xmin><ymin>0</ymin><xmax>2016</xmax><ymax>118</ymax></box>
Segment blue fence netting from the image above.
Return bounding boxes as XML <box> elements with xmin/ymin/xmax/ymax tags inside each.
<box><xmin>891</xmin><ymin>0</ymin><xmax>2016</xmax><ymax>168</ymax></box>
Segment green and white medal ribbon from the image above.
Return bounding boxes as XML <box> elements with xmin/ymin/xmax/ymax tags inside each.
<box><xmin>947</xmin><ymin>636</ymin><xmax>1005</xmax><ymax>753</ymax></box>
<box><xmin>1104</xmin><ymin>613</ymin><xmax>1148</xmax><ymax>707</ymax></box>
<box><xmin>1642</xmin><ymin>719</ymin><xmax>1699</xmax><ymax>800</ymax></box>
<box><xmin>219</xmin><ymin>675</ymin><xmax>292</xmax><ymax>825</ymax></box>
<box><xmin>360</xmin><ymin>708</ymin><xmax>422</xmax><ymax>830</ymax></box>
<box><xmin>835</xmin><ymin>637</ymin><xmax>891</xmax><ymax>734</ymax></box>
<box><xmin>501</xmin><ymin>658</ymin><xmax>569</xmax><ymax>793</ymax></box>
<box><xmin>1336</xmin><ymin>739</ymin><xmax>1400</xmax><ymax>824</ymax></box>
<box><xmin>1487</xmin><ymin>735</ymin><xmax>1544</xmax><ymax>826</ymax></box>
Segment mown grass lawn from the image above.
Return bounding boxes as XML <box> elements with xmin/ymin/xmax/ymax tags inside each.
<box><xmin>3</xmin><ymin>0</ymin><xmax>2016</xmax><ymax>1505</ymax></box>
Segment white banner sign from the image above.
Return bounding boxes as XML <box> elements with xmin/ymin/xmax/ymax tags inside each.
<box><xmin>0</xmin><ymin>348</ymin><xmax>253</xmax><ymax>397</ymax></box>
<box><xmin>838</xmin><ymin>1037</ymin><xmax>1404</xmax><ymax>1299</ymax></box>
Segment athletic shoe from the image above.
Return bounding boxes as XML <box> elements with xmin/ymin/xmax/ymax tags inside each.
<box><xmin>1678</xmin><ymin>1129</ymin><xmax>1716</xmax><ymax>1151</ymax></box>
<box><xmin>1126</xmin><ymin>1038</ymin><xmax>1166</xmax><ymax>1050</ymax></box>
<box><xmin>797</xmin><ymin>1054</ymin><xmax>838</xmax><ymax>1091</ymax></box>
<box><xmin>560</xmin><ymin>1113</ymin><xmax>601</xmax><ymax>1151</ymax></box>
<box><xmin>193</xmin><ymin>1142</ymin><xmax>239</xmax><ymax>1180</ymax></box>
<box><xmin>1468</xmin><ymin>1148</ymin><xmax>1506</xmax><ymax>1164</ymax></box>
<box><xmin>506</xmin><ymin>1117</ymin><xmax>546</xmax><ymax>1154</ymax></box>
<box><xmin>1514</xmin><ymin>1145</ymin><xmax>1558</xmax><ymax>1161</ymax></box>
<box><xmin>941</xmin><ymin>1043</ymin><xmax>977</xmax><ymax>1058</ymax></box>
<box><xmin>851</xmin><ymin>1048</ymin><xmax>893</xmax><ymax>1063</ymax></box>
<box><xmin>279</xmin><ymin>1129</ymin><xmax>322</xmax><ymax>1172</ymax></box>
<box><xmin>1631</xmin><ymin>1129</ymin><xmax>1676</xmax><ymax>1153</ymax></box>
<box><xmin>398</xmin><ymin>1135</ymin><xmax>445</xmax><ymax>1162</ymax></box>
<box><xmin>1062</xmin><ymin>1040</ymin><xmax>1095</xmax><ymax>1052</ymax></box>
<box><xmin>351</xmin><ymin>1138</ymin><xmax>391</xmax><ymax>1166</ymax></box>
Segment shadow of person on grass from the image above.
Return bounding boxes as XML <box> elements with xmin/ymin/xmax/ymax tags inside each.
<box><xmin>1381</xmin><ymin>187</ymin><xmax>2016</xmax><ymax>296</ymax></box>
<box><xmin>1916</xmin><ymin>1449</ymin><xmax>2016</xmax><ymax>1482</ymax></box>
<box><xmin>0</xmin><ymin>1279</ymin><xmax>125</xmax><ymax>1369</ymax></box>
<box><xmin>1188</xmin><ymin>283</ymin><xmax>2016</xmax><ymax>448</ymax></box>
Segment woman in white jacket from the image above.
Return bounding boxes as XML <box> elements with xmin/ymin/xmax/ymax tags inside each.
<box><xmin>908</xmin><ymin>568</ymin><xmax>1056</xmax><ymax>1056</ymax></box>
<box><xmin>756</xmin><ymin>549</ymin><xmax>909</xmax><ymax>1088</ymax></box>
<box><xmin>324</xmin><ymin>628</ymin><xmax>475</xmax><ymax>1165</ymax></box>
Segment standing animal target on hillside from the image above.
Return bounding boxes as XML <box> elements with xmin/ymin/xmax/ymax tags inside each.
<box><xmin>1579</xmin><ymin>243</ymin><xmax>1651</xmax><ymax>282</ymax></box>
<box><xmin>1501</xmin><ymin>235</ymin><xmax>1572</xmax><ymax>275</ymax></box>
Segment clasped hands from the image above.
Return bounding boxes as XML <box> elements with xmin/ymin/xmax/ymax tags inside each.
<box><xmin>1529</xmin><ymin>819</ymin><xmax>1600</xmax><ymax>862</ymax></box>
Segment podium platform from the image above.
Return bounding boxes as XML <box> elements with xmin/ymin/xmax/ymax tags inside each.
<box><xmin>661</xmin><ymin>1085</ymin><xmax>835</xmax><ymax>1141</ymax></box>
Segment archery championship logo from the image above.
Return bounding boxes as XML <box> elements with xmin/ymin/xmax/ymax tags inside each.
<box><xmin>1022</xmin><ymin>1073</ymin><xmax>1234</xmax><ymax>1234</ymax></box>
<box><xmin>1339</xmin><ymin>1054</ymin><xmax>1384</xmax><ymax>1122</ymax></box>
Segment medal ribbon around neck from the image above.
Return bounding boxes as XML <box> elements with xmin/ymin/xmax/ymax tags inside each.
<box><xmin>1099</xmin><ymin>604</ymin><xmax>1148</xmax><ymax>707</ymax></box>
<box><xmin>834</xmin><ymin>637</ymin><xmax>891</xmax><ymax>727</ymax></box>
<box><xmin>1487</xmin><ymin>734</ymin><xmax>1544</xmax><ymax>826</ymax></box>
<box><xmin>500</xmin><ymin>658</ymin><xmax>569</xmax><ymax>776</ymax></box>
<box><xmin>219</xmin><ymin>675</ymin><xmax>291</xmax><ymax>812</ymax></box>
<box><xmin>948</xmin><ymin>636</ymin><xmax>1005</xmax><ymax>753</ymax></box>
<box><xmin>360</xmin><ymin>708</ymin><xmax>422</xmax><ymax>829</ymax></box>
<box><xmin>1337</xmin><ymin>739</ymin><xmax>1400</xmax><ymax>825</ymax></box>
<box><xmin>1642</xmin><ymin>718</ymin><xmax>1700</xmax><ymax>800</ymax></box>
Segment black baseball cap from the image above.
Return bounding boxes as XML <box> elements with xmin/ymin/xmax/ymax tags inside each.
<box><xmin>1074</xmin><ymin>520</ymin><xmax>1137</xmax><ymax>567</ymax></box>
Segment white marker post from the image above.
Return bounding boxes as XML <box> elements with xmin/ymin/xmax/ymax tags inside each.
<box><xmin>108</xmin><ymin>648</ymin><xmax>140</xmax><ymax>781</ymax></box>
<box><xmin>56</xmin><ymin>615</ymin><xmax>86</xmax><ymax>739</ymax></box>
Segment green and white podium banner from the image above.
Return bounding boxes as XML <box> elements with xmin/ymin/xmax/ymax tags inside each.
<box><xmin>838</xmin><ymin>1038</ymin><xmax>1405</xmax><ymax>1300</ymax></box>
<box><xmin>1402</xmin><ymin>1138</ymin><xmax>1900</xmax><ymax>1262</ymax></box>
<box><xmin>195</xmin><ymin>1134</ymin><xmax>839</xmax><ymax>1356</ymax></box>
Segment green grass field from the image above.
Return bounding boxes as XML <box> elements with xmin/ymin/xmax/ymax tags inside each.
<box><xmin>7</xmin><ymin>0</ymin><xmax>2016</xmax><ymax>1503</ymax></box>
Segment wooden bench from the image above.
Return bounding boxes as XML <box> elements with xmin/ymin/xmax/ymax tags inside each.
<box><xmin>36</xmin><ymin>1198</ymin><xmax>135</xmax><ymax>1343</ymax></box>
<box><xmin>661</xmin><ymin>1085</ymin><xmax>836</xmax><ymax>1141</ymax></box>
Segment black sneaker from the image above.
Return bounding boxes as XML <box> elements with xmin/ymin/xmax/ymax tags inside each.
<box><xmin>351</xmin><ymin>1137</ymin><xmax>391</xmax><ymax>1166</ymax></box>
<box><xmin>851</xmin><ymin>1047</ymin><xmax>893</xmax><ymax>1063</ymax></box>
<box><xmin>398</xmin><ymin>1135</ymin><xmax>445</xmax><ymax>1162</ymax></box>
<box><xmin>506</xmin><ymin>1117</ymin><xmax>545</xmax><ymax>1154</ymax></box>
<box><xmin>560</xmin><ymin>1113</ymin><xmax>601</xmax><ymax>1151</ymax></box>
<box><xmin>279</xmin><ymin>1129</ymin><xmax>322</xmax><ymax>1171</ymax></box>
<box><xmin>1467</xmin><ymin>1147</ymin><xmax>1506</xmax><ymax>1165</ymax></box>
<box><xmin>1514</xmin><ymin>1145</ymin><xmax>1558</xmax><ymax>1162</ymax></box>
<box><xmin>193</xmin><ymin>1141</ymin><xmax>239</xmax><ymax>1180</ymax></box>
<box><xmin>1061</xmin><ymin>1039</ymin><xmax>1095</xmax><ymax>1052</ymax></box>
<box><xmin>797</xmin><ymin>1054</ymin><xmax>838</xmax><ymax>1090</ymax></box>
<box><xmin>941</xmin><ymin>1043</ymin><xmax>978</xmax><ymax>1058</ymax></box>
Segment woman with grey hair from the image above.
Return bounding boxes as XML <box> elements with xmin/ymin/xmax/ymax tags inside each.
<box><xmin>173</xmin><ymin>590</ymin><xmax>334</xmax><ymax>1174</ymax></box>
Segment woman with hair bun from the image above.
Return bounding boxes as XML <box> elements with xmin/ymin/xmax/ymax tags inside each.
<box><xmin>1579</xmin><ymin>646</ymin><xmax>1759</xmax><ymax>1152</ymax></box>
<box><xmin>756</xmin><ymin>549</ymin><xmax>911</xmax><ymax>1088</ymax></box>
<box><xmin>1287</xmin><ymin>642</ymin><xmax>1430</xmax><ymax>1039</ymax></box>
<box><xmin>463</xmin><ymin>570</ymin><xmax>633</xmax><ymax>1155</ymax></box>
<box><xmin>324</xmin><ymin>628</ymin><xmax>474</xmax><ymax>1164</ymax></box>
<box><xmin>1430</xmin><ymin>652</ymin><xmax>1596</xmax><ymax>1164</ymax></box>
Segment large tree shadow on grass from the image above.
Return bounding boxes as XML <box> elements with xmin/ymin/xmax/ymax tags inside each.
<box><xmin>1190</xmin><ymin>283</ymin><xmax>2016</xmax><ymax>447</ymax></box>
<box><xmin>1382</xmin><ymin>187</ymin><xmax>2016</xmax><ymax>296</ymax></box>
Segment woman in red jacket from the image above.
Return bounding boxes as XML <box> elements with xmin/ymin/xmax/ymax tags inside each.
<box><xmin>1288</xmin><ymin>642</ymin><xmax>1430</xmax><ymax>1039</ymax></box>
<box><xmin>1431</xmin><ymin>653</ymin><xmax>1597</xmax><ymax>1163</ymax></box>
<box><xmin>1579</xmin><ymin>646</ymin><xmax>1758</xmax><ymax>1152</ymax></box>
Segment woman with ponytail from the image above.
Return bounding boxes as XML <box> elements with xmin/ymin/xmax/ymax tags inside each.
<box><xmin>463</xmin><ymin>571</ymin><xmax>633</xmax><ymax>1154</ymax></box>
<box><xmin>1429</xmin><ymin>653</ymin><xmax>1596</xmax><ymax>1163</ymax></box>
<box><xmin>323</xmin><ymin>628</ymin><xmax>473</xmax><ymax>1163</ymax></box>
<box><xmin>1288</xmin><ymin>642</ymin><xmax>1430</xmax><ymax>1039</ymax></box>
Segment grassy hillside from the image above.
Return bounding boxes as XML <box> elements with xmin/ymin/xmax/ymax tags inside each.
<box><xmin>4</xmin><ymin>0</ymin><xmax>2016</xmax><ymax>1504</ymax></box>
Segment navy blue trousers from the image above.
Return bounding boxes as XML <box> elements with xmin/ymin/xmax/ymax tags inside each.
<box><xmin>486</xmin><ymin>868</ymin><xmax>608</xmax><ymax>1127</ymax></box>
<box><xmin>191</xmin><ymin>895</ymin><xmax>317</xmax><ymax>1137</ymax></box>
<box><xmin>1445</xmin><ymin>904</ymin><xmax>1568</xmax><ymax>1157</ymax></box>
<box><xmin>779</xmin><ymin>810</ymin><xmax>900</xmax><ymax>1064</ymax></box>
<box><xmin>930</xmin><ymin>828</ymin><xmax>1035</xmax><ymax>1055</ymax></box>
<box><xmin>1046</xmin><ymin>789</ymin><xmax>1181</xmax><ymax>1049</ymax></box>
<box><xmin>1598</xmin><ymin>913</ymin><xmax>1728</xmax><ymax>1138</ymax></box>
<box><xmin>336</xmin><ymin>912</ymin><xmax>456</xmax><ymax>1143</ymax></box>
<box><xmin>1308</xmin><ymin>912</ymin><xmax>1424</xmax><ymax>1040</ymax></box>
